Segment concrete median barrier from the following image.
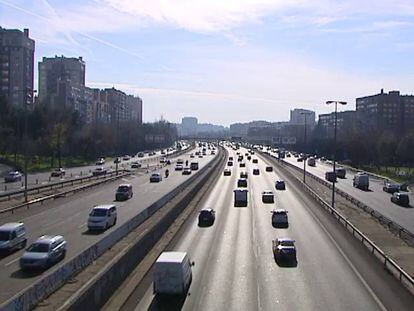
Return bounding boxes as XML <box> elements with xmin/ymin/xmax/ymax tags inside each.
<box><xmin>0</xmin><ymin>150</ymin><xmax>221</xmax><ymax>311</ymax></box>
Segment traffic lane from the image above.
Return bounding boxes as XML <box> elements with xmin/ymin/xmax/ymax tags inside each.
<box><xmin>135</xmin><ymin>150</ymin><xmax>396</xmax><ymax>311</ymax></box>
<box><xmin>251</xmin><ymin>160</ymin><xmax>382</xmax><ymax>310</ymax></box>
<box><xmin>259</xmin><ymin>154</ymin><xmax>414</xmax><ymax>310</ymax></box>
<box><xmin>0</xmin><ymin>146</ymin><xmax>193</xmax><ymax>194</ymax></box>
<box><xmin>0</xmin><ymin>146</ymin><xmax>184</xmax><ymax>192</ymax></box>
<box><xmin>283</xmin><ymin>157</ymin><xmax>414</xmax><ymax>233</ymax></box>
<box><xmin>0</xmin><ymin>152</ymin><xmax>216</xmax><ymax>303</ymax></box>
<box><xmin>134</xmin><ymin>148</ymin><xmax>260</xmax><ymax>311</ymax></box>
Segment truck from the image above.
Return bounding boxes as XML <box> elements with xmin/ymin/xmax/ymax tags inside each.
<box><xmin>153</xmin><ymin>251</ymin><xmax>193</xmax><ymax>295</ymax></box>
<box><xmin>234</xmin><ymin>189</ymin><xmax>248</xmax><ymax>207</ymax></box>
<box><xmin>307</xmin><ymin>157</ymin><xmax>316</xmax><ymax>167</ymax></box>
<box><xmin>353</xmin><ymin>172</ymin><xmax>369</xmax><ymax>190</ymax></box>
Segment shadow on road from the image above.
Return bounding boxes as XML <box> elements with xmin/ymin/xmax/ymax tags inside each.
<box><xmin>10</xmin><ymin>268</ymin><xmax>44</xmax><ymax>279</ymax></box>
<box><xmin>148</xmin><ymin>293</ymin><xmax>188</xmax><ymax>311</ymax></box>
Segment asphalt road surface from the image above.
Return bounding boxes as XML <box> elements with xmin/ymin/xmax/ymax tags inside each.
<box><xmin>0</xmin><ymin>144</ymin><xmax>212</xmax><ymax>304</ymax></box>
<box><xmin>132</xmin><ymin>147</ymin><xmax>414</xmax><ymax>311</ymax></box>
<box><xmin>0</xmin><ymin>144</ymin><xmax>189</xmax><ymax>194</ymax></box>
<box><xmin>281</xmin><ymin>155</ymin><xmax>414</xmax><ymax>233</ymax></box>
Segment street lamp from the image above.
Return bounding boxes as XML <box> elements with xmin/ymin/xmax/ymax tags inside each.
<box><xmin>326</xmin><ymin>100</ymin><xmax>347</xmax><ymax>208</ymax></box>
<box><xmin>301</xmin><ymin>111</ymin><xmax>313</xmax><ymax>183</ymax></box>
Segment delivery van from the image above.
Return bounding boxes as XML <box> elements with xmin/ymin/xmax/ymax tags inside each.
<box><xmin>153</xmin><ymin>251</ymin><xmax>194</xmax><ymax>295</ymax></box>
<box><xmin>353</xmin><ymin>172</ymin><xmax>369</xmax><ymax>190</ymax></box>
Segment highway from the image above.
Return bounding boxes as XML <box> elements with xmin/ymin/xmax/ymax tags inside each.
<box><xmin>131</xmin><ymin>147</ymin><xmax>414</xmax><ymax>311</ymax></box>
<box><xmin>0</xmin><ymin>144</ymin><xmax>212</xmax><ymax>304</ymax></box>
<box><xmin>0</xmin><ymin>144</ymin><xmax>188</xmax><ymax>194</ymax></box>
<box><xmin>280</xmin><ymin>155</ymin><xmax>414</xmax><ymax>233</ymax></box>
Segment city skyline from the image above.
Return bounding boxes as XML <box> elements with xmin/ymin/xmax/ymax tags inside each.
<box><xmin>2</xmin><ymin>0</ymin><xmax>414</xmax><ymax>125</ymax></box>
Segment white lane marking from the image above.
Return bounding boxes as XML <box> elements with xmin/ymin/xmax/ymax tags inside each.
<box><xmin>5</xmin><ymin>257</ymin><xmax>19</xmax><ymax>267</ymax></box>
<box><xmin>311</xmin><ymin>210</ymin><xmax>387</xmax><ymax>311</ymax></box>
<box><xmin>78</xmin><ymin>223</ymin><xmax>86</xmax><ymax>229</ymax></box>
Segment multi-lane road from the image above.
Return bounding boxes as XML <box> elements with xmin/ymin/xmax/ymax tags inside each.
<box><xmin>0</xmin><ymin>145</ymin><xmax>212</xmax><ymax>304</ymax></box>
<box><xmin>131</xmin><ymin>147</ymin><xmax>414</xmax><ymax>311</ymax></box>
<box><xmin>0</xmin><ymin>145</ymin><xmax>187</xmax><ymax>194</ymax></box>
<box><xmin>280</xmin><ymin>155</ymin><xmax>414</xmax><ymax>233</ymax></box>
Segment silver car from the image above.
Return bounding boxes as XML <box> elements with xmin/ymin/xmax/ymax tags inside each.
<box><xmin>20</xmin><ymin>235</ymin><xmax>67</xmax><ymax>270</ymax></box>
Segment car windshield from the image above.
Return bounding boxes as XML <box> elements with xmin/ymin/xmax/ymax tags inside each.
<box><xmin>27</xmin><ymin>243</ymin><xmax>50</xmax><ymax>253</ymax></box>
<box><xmin>0</xmin><ymin>231</ymin><xmax>10</xmax><ymax>241</ymax></box>
<box><xmin>280</xmin><ymin>240</ymin><xmax>294</xmax><ymax>247</ymax></box>
<box><xmin>91</xmin><ymin>209</ymin><xmax>108</xmax><ymax>216</ymax></box>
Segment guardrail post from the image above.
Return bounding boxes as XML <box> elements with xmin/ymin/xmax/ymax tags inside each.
<box><xmin>80</xmin><ymin>171</ymin><xmax>83</xmax><ymax>176</ymax></box>
<box><xmin>4</xmin><ymin>185</ymin><xmax>6</xmax><ymax>191</ymax></box>
<box><xmin>36</xmin><ymin>179</ymin><xmax>38</xmax><ymax>184</ymax></box>
<box><xmin>49</xmin><ymin>177</ymin><xmax>51</xmax><ymax>182</ymax></box>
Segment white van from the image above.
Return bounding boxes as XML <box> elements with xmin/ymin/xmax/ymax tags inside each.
<box><xmin>87</xmin><ymin>204</ymin><xmax>117</xmax><ymax>231</ymax></box>
<box><xmin>153</xmin><ymin>251</ymin><xmax>194</xmax><ymax>295</ymax></box>
<box><xmin>0</xmin><ymin>223</ymin><xmax>27</xmax><ymax>252</ymax></box>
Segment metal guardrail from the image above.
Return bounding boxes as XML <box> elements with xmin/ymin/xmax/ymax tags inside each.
<box><xmin>0</xmin><ymin>171</ymin><xmax>132</xmax><ymax>215</ymax></box>
<box><xmin>0</xmin><ymin>146</ymin><xmax>223</xmax><ymax>311</ymax></box>
<box><xmin>260</xmin><ymin>152</ymin><xmax>414</xmax><ymax>294</ymax></box>
<box><xmin>276</xmin><ymin>155</ymin><xmax>414</xmax><ymax>246</ymax></box>
<box><xmin>0</xmin><ymin>146</ymin><xmax>194</xmax><ymax>202</ymax></box>
<box><xmin>0</xmin><ymin>170</ymin><xmax>127</xmax><ymax>201</ymax></box>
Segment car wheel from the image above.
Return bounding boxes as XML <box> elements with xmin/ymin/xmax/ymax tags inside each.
<box><xmin>21</xmin><ymin>240</ymin><xmax>27</xmax><ymax>249</ymax></box>
<box><xmin>105</xmin><ymin>222</ymin><xmax>109</xmax><ymax>230</ymax></box>
<box><xmin>113</xmin><ymin>218</ymin><xmax>117</xmax><ymax>226</ymax></box>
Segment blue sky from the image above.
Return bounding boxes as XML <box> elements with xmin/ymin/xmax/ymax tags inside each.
<box><xmin>2</xmin><ymin>0</ymin><xmax>414</xmax><ymax>125</ymax></box>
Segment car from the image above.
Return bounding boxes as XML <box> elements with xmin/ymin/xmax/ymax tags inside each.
<box><xmin>198</xmin><ymin>155</ymin><xmax>203</xmax><ymax>158</ymax></box>
<box><xmin>252</xmin><ymin>159</ymin><xmax>258</xmax><ymax>164</ymax></box>
<box><xmin>92</xmin><ymin>166</ymin><xmax>107</xmax><ymax>176</ymax></box>
<box><xmin>190</xmin><ymin>154</ymin><xmax>195</xmax><ymax>158</ymax></box>
<box><xmin>253</xmin><ymin>168</ymin><xmax>260</xmax><ymax>175</ymax></box>
<box><xmin>229</xmin><ymin>156</ymin><xmax>234</xmax><ymax>161</ymax></box>
<box><xmin>198</xmin><ymin>209</ymin><xmax>216</xmax><ymax>226</ymax></box>
<box><xmin>262</xmin><ymin>191</ymin><xmax>274</xmax><ymax>203</ymax></box>
<box><xmin>182</xmin><ymin>168</ymin><xmax>192</xmax><ymax>175</ymax></box>
<box><xmin>115</xmin><ymin>184</ymin><xmax>133</xmax><ymax>201</ymax></box>
<box><xmin>272</xmin><ymin>238</ymin><xmax>297</xmax><ymax>263</ymax></box>
<box><xmin>88</xmin><ymin>204</ymin><xmax>117</xmax><ymax>231</ymax></box>
<box><xmin>247</xmin><ymin>155</ymin><xmax>251</xmax><ymax>161</ymax></box>
<box><xmin>0</xmin><ymin>222</ymin><xmax>27</xmax><ymax>252</ymax></box>
<box><xmin>265</xmin><ymin>166</ymin><xmax>273</xmax><ymax>172</ymax></box>
<box><xmin>240</xmin><ymin>171</ymin><xmax>248</xmax><ymax>179</ymax></box>
<box><xmin>51</xmin><ymin>167</ymin><xmax>65</xmax><ymax>177</ymax></box>
<box><xmin>227</xmin><ymin>161</ymin><xmax>233</xmax><ymax>166</ymax></box>
<box><xmin>4</xmin><ymin>171</ymin><xmax>22</xmax><ymax>183</ymax></box>
<box><xmin>175</xmin><ymin>164</ymin><xmax>184</xmax><ymax>171</ymax></box>
<box><xmin>96</xmin><ymin>158</ymin><xmax>105</xmax><ymax>165</ymax></box>
<box><xmin>122</xmin><ymin>155</ymin><xmax>131</xmax><ymax>161</ymax></box>
<box><xmin>211</xmin><ymin>151</ymin><xmax>215</xmax><ymax>155</ymax></box>
<box><xmin>177</xmin><ymin>159</ymin><xmax>184</xmax><ymax>165</ymax></box>
<box><xmin>150</xmin><ymin>173</ymin><xmax>162</xmax><ymax>182</ymax></box>
<box><xmin>137</xmin><ymin>152</ymin><xmax>145</xmax><ymax>158</ymax></box>
<box><xmin>166</xmin><ymin>159</ymin><xmax>171</xmax><ymax>165</ymax></box>
<box><xmin>239</xmin><ymin>162</ymin><xmax>246</xmax><ymax>168</ymax></box>
<box><xmin>20</xmin><ymin>235</ymin><xmax>67</xmax><ymax>270</ymax></box>
<box><xmin>271</xmin><ymin>209</ymin><xmax>288</xmax><ymax>228</ymax></box>
<box><xmin>131</xmin><ymin>161</ymin><xmax>141</xmax><ymax>168</ymax></box>
<box><xmin>160</xmin><ymin>157</ymin><xmax>167</xmax><ymax>164</ymax></box>
<box><xmin>391</xmin><ymin>192</ymin><xmax>410</xmax><ymax>207</ymax></box>
<box><xmin>237</xmin><ymin>178</ymin><xmax>248</xmax><ymax>188</ymax></box>
<box><xmin>275</xmin><ymin>180</ymin><xmax>286</xmax><ymax>190</ymax></box>
<box><xmin>224</xmin><ymin>169</ymin><xmax>232</xmax><ymax>176</ymax></box>
<box><xmin>286</xmin><ymin>153</ymin><xmax>291</xmax><ymax>158</ymax></box>
<box><xmin>190</xmin><ymin>162</ymin><xmax>199</xmax><ymax>170</ymax></box>
<box><xmin>383</xmin><ymin>182</ymin><xmax>400</xmax><ymax>194</ymax></box>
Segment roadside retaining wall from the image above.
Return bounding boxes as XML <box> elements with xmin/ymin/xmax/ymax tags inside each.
<box><xmin>0</xmin><ymin>151</ymin><xmax>218</xmax><ymax>311</ymax></box>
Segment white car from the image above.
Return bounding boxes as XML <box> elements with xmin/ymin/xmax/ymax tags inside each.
<box><xmin>175</xmin><ymin>164</ymin><xmax>184</xmax><ymax>171</ymax></box>
<box><xmin>88</xmin><ymin>205</ymin><xmax>117</xmax><ymax>231</ymax></box>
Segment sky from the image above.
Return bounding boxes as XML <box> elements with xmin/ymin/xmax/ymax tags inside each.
<box><xmin>1</xmin><ymin>0</ymin><xmax>414</xmax><ymax>126</ymax></box>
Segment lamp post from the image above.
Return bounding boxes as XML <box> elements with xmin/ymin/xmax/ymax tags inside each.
<box><xmin>326</xmin><ymin>100</ymin><xmax>347</xmax><ymax>208</ymax></box>
<box><xmin>301</xmin><ymin>111</ymin><xmax>313</xmax><ymax>183</ymax></box>
<box><xmin>12</xmin><ymin>88</ymin><xmax>35</xmax><ymax>202</ymax></box>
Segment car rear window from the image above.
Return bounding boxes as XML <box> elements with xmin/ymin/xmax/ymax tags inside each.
<box><xmin>91</xmin><ymin>209</ymin><xmax>108</xmax><ymax>216</ymax></box>
<box><xmin>117</xmin><ymin>186</ymin><xmax>130</xmax><ymax>192</ymax></box>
